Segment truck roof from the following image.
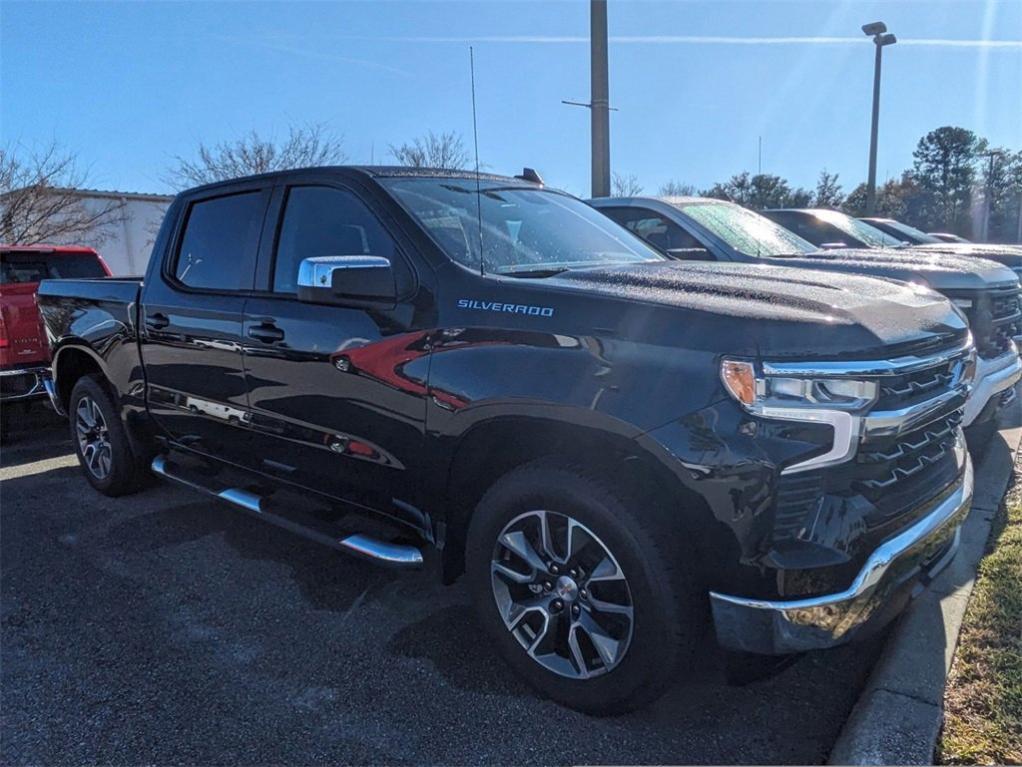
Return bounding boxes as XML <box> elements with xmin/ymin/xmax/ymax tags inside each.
<box><xmin>1</xmin><ymin>244</ymin><xmax>100</xmax><ymax>255</ymax></box>
<box><xmin>178</xmin><ymin>165</ymin><xmax>543</xmax><ymax>198</ymax></box>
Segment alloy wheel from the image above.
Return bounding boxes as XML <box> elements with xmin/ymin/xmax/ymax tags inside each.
<box><xmin>75</xmin><ymin>395</ymin><xmax>112</xmax><ymax>480</ymax></box>
<box><xmin>490</xmin><ymin>509</ymin><xmax>634</xmax><ymax>679</ymax></box>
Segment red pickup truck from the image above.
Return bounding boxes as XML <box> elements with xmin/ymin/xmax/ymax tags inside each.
<box><xmin>1</xmin><ymin>245</ymin><xmax>111</xmax><ymax>425</ymax></box>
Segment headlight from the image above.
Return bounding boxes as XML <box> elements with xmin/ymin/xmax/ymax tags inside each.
<box><xmin>720</xmin><ymin>359</ymin><xmax>878</xmax><ymax>412</ymax></box>
<box><xmin>952</xmin><ymin>297</ymin><xmax>973</xmax><ymax>310</ymax></box>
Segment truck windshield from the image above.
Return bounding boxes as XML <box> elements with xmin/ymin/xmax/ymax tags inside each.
<box><xmin>383</xmin><ymin>178</ymin><xmax>663</xmax><ymax>275</ymax></box>
<box><xmin>0</xmin><ymin>252</ymin><xmax>107</xmax><ymax>284</ymax></box>
<box><xmin>674</xmin><ymin>200</ymin><xmax>816</xmax><ymax>257</ymax></box>
<box><xmin>811</xmin><ymin>210</ymin><xmax>906</xmax><ymax>248</ymax></box>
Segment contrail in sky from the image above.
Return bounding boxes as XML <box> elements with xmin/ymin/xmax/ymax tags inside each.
<box><xmin>348</xmin><ymin>34</ymin><xmax>1022</xmax><ymax>49</ymax></box>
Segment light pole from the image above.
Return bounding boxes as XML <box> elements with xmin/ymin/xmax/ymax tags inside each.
<box><xmin>862</xmin><ymin>22</ymin><xmax>896</xmax><ymax>216</ymax></box>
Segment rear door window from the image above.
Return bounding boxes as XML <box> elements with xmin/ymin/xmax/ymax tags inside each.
<box><xmin>174</xmin><ymin>192</ymin><xmax>266</xmax><ymax>291</ymax></box>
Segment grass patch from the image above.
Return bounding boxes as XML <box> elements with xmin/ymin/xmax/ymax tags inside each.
<box><xmin>939</xmin><ymin>479</ymin><xmax>1022</xmax><ymax>765</ymax></box>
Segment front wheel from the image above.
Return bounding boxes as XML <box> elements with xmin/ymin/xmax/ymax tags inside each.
<box><xmin>69</xmin><ymin>375</ymin><xmax>148</xmax><ymax>496</ymax></box>
<box><xmin>465</xmin><ymin>459</ymin><xmax>704</xmax><ymax>714</ymax></box>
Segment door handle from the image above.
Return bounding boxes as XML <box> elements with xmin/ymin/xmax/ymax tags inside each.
<box><xmin>145</xmin><ymin>312</ymin><xmax>170</xmax><ymax>330</ymax></box>
<box><xmin>247</xmin><ymin>323</ymin><xmax>285</xmax><ymax>343</ymax></box>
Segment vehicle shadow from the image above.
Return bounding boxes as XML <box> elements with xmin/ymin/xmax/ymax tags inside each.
<box><xmin>0</xmin><ymin>406</ymin><xmax>71</xmax><ymax>468</ymax></box>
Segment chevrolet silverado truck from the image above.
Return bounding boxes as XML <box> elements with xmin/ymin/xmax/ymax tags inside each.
<box><xmin>38</xmin><ymin>168</ymin><xmax>976</xmax><ymax>713</ymax></box>
<box><xmin>859</xmin><ymin>216</ymin><xmax>1022</xmax><ymax>277</ymax></box>
<box><xmin>590</xmin><ymin>197</ymin><xmax>1021</xmax><ymax>440</ymax></box>
<box><xmin>1</xmin><ymin>244</ymin><xmax>111</xmax><ymax>433</ymax></box>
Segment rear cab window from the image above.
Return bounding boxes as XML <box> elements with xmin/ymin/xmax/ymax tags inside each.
<box><xmin>1</xmin><ymin>251</ymin><xmax>107</xmax><ymax>284</ymax></box>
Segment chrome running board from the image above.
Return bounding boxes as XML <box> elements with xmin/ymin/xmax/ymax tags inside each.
<box><xmin>151</xmin><ymin>455</ymin><xmax>424</xmax><ymax>569</ymax></box>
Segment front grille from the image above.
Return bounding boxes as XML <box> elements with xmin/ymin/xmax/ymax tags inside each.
<box><xmin>769</xmin><ymin>339</ymin><xmax>970</xmax><ymax>544</ymax></box>
<box><xmin>874</xmin><ymin>361</ymin><xmax>956</xmax><ymax>411</ymax></box>
<box><xmin>959</xmin><ymin>286</ymin><xmax>1022</xmax><ymax>359</ymax></box>
<box><xmin>856</xmin><ymin>410</ymin><xmax>961</xmax><ymax>493</ymax></box>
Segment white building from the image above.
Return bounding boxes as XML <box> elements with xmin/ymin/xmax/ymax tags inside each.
<box><xmin>66</xmin><ymin>188</ymin><xmax>174</xmax><ymax>276</ymax></box>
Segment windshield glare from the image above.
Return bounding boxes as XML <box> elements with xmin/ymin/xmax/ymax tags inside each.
<box><xmin>383</xmin><ymin>179</ymin><xmax>663</xmax><ymax>274</ymax></box>
<box><xmin>677</xmin><ymin>201</ymin><xmax>816</xmax><ymax>257</ymax></box>
<box><xmin>813</xmin><ymin>209</ymin><xmax>905</xmax><ymax>248</ymax></box>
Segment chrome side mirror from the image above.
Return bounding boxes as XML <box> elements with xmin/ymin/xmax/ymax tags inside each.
<box><xmin>296</xmin><ymin>255</ymin><xmax>396</xmax><ymax>306</ymax></box>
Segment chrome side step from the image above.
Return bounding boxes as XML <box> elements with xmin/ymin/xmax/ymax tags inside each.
<box><xmin>151</xmin><ymin>455</ymin><xmax>423</xmax><ymax>569</ymax></box>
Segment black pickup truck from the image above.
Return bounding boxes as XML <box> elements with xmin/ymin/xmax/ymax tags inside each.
<box><xmin>39</xmin><ymin>167</ymin><xmax>976</xmax><ymax>713</ymax></box>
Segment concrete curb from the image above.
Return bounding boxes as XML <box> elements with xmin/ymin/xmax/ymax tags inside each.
<box><xmin>828</xmin><ymin>396</ymin><xmax>1022</xmax><ymax>766</ymax></box>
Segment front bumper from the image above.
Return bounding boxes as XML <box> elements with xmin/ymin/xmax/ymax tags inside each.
<box><xmin>964</xmin><ymin>349</ymin><xmax>1022</xmax><ymax>426</ymax></box>
<box><xmin>709</xmin><ymin>455</ymin><xmax>973</xmax><ymax>654</ymax></box>
<box><xmin>0</xmin><ymin>365</ymin><xmax>50</xmax><ymax>403</ymax></box>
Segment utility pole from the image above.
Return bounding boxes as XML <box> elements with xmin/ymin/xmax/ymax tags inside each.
<box><xmin>862</xmin><ymin>22</ymin><xmax>896</xmax><ymax>216</ymax></box>
<box><xmin>590</xmin><ymin>0</ymin><xmax>611</xmax><ymax>197</ymax></box>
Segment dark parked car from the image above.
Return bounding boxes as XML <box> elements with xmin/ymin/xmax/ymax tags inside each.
<box><xmin>591</xmin><ymin>197</ymin><xmax>1021</xmax><ymax>436</ymax></box>
<box><xmin>930</xmin><ymin>232</ymin><xmax>971</xmax><ymax>244</ymax></box>
<box><xmin>39</xmin><ymin>168</ymin><xmax>976</xmax><ymax>713</ymax></box>
<box><xmin>860</xmin><ymin>216</ymin><xmax>1022</xmax><ymax>276</ymax></box>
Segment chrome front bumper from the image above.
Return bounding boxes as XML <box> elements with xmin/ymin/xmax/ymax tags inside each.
<box><xmin>963</xmin><ymin>349</ymin><xmax>1022</xmax><ymax>426</ymax></box>
<box><xmin>0</xmin><ymin>365</ymin><xmax>50</xmax><ymax>403</ymax></box>
<box><xmin>709</xmin><ymin>453</ymin><xmax>974</xmax><ymax>655</ymax></box>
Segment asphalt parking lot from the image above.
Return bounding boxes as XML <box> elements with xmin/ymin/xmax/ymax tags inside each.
<box><xmin>1</xmin><ymin>408</ymin><xmax>885</xmax><ymax>765</ymax></box>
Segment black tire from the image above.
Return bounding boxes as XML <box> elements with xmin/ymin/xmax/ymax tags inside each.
<box><xmin>68</xmin><ymin>375</ymin><xmax>148</xmax><ymax>496</ymax></box>
<box><xmin>465</xmin><ymin>458</ymin><xmax>704</xmax><ymax>714</ymax></box>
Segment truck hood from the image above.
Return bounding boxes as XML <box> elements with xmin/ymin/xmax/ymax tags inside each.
<box><xmin>545</xmin><ymin>261</ymin><xmax>968</xmax><ymax>359</ymax></box>
<box><xmin>758</xmin><ymin>248</ymin><xmax>1017</xmax><ymax>291</ymax></box>
<box><xmin>911</xmin><ymin>242</ymin><xmax>1022</xmax><ymax>271</ymax></box>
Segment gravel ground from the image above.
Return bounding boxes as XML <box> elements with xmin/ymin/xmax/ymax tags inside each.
<box><xmin>1</xmin><ymin>407</ymin><xmax>883</xmax><ymax>765</ymax></box>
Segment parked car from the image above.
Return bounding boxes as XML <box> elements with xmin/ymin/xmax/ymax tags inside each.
<box><xmin>859</xmin><ymin>217</ymin><xmax>950</xmax><ymax>245</ymax></box>
<box><xmin>39</xmin><ymin>168</ymin><xmax>976</xmax><ymax>713</ymax></box>
<box><xmin>1</xmin><ymin>245</ymin><xmax>110</xmax><ymax>431</ymax></box>
<box><xmin>590</xmin><ymin>197</ymin><xmax>1021</xmax><ymax>437</ymax></box>
<box><xmin>931</xmin><ymin>232</ymin><xmax>971</xmax><ymax>244</ymax></box>
<box><xmin>860</xmin><ymin>216</ymin><xmax>1022</xmax><ymax>275</ymax></box>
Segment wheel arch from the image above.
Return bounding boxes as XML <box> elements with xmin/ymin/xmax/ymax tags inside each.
<box><xmin>440</xmin><ymin>416</ymin><xmax>722</xmax><ymax>585</ymax></box>
<box><xmin>52</xmin><ymin>343</ymin><xmax>109</xmax><ymax>411</ymax></box>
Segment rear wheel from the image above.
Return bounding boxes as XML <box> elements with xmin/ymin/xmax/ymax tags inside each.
<box><xmin>465</xmin><ymin>458</ymin><xmax>704</xmax><ymax>714</ymax></box>
<box><xmin>69</xmin><ymin>375</ymin><xmax>148</xmax><ymax>496</ymax></box>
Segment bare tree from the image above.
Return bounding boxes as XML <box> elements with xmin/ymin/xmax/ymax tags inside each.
<box><xmin>166</xmin><ymin>124</ymin><xmax>347</xmax><ymax>189</ymax></box>
<box><xmin>389</xmin><ymin>131</ymin><xmax>469</xmax><ymax>169</ymax></box>
<box><xmin>612</xmin><ymin>172</ymin><xmax>644</xmax><ymax>197</ymax></box>
<box><xmin>0</xmin><ymin>142</ymin><xmax>126</xmax><ymax>246</ymax></box>
<box><xmin>658</xmin><ymin>180</ymin><xmax>696</xmax><ymax>197</ymax></box>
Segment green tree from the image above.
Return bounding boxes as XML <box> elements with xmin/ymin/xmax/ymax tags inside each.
<box><xmin>912</xmin><ymin>126</ymin><xmax>981</xmax><ymax>234</ymax></box>
<box><xmin>814</xmin><ymin>170</ymin><xmax>844</xmax><ymax>209</ymax></box>
<box><xmin>703</xmin><ymin>172</ymin><xmax>810</xmax><ymax>210</ymax></box>
<box><xmin>979</xmin><ymin>149</ymin><xmax>1022</xmax><ymax>243</ymax></box>
<box><xmin>843</xmin><ymin>173</ymin><xmax>929</xmax><ymax>225</ymax></box>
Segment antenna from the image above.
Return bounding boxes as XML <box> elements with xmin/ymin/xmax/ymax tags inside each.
<box><xmin>470</xmin><ymin>46</ymin><xmax>484</xmax><ymax>277</ymax></box>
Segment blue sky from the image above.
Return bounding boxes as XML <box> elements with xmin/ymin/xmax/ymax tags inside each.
<box><xmin>3</xmin><ymin>0</ymin><xmax>1020</xmax><ymax>198</ymax></box>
